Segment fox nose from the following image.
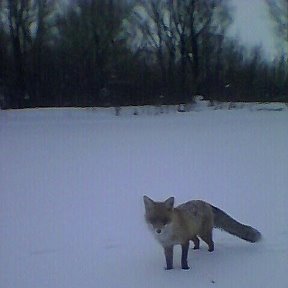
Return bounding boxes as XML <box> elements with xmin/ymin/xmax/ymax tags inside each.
<box><xmin>156</xmin><ymin>229</ymin><xmax>162</xmax><ymax>234</ymax></box>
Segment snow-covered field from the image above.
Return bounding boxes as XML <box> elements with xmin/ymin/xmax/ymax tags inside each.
<box><xmin>1</xmin><ymin>103</ymin><xmax>288</xmax><ymax>288</ymax></box>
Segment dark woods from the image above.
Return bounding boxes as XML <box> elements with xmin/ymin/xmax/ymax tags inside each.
<box><xmin>0</xmin><ymin>0</ymin><xmax>287</xmax><ymax>109</ymax></box>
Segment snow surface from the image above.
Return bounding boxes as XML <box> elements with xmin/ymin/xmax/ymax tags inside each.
<box><xmin>1</xmin><ymin>104</ymin><xmax>288</xmax><ymax>288</ymax></box>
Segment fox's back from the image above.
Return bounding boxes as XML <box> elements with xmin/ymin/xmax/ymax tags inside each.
<box><xmin>175</xmin><ymin>200</ymin><xmax>214</xmax><ymax>236</ymax></box>
<box><xmin>176</xmin><ymin>200</ymin><xmax>213</xmax><ymax>216</ymax></box>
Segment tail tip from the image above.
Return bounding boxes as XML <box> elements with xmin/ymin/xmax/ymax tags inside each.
<box><xmin>247</xmin><ymin>227</ymin><xmax>262</xmax><ymax>243</ymax></box>
<box><xmin>254</xmin><ymin>230</ymin><xmax>262</xmax><ymax>242</ymax></box>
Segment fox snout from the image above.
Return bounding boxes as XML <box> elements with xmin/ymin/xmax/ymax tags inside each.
<box><xmin>151</xmin><ymin>223</ymin><xmax>168</xmax><ymax>235</ymax></box>
<box><xmin>146</xmin><ymin>222</ymin><xmax>166</xmax><ymax>235</ymax></box>
<box><xmin>154</xmin><ymin>226</ymin><xmax>166</xmax><ymax>234</ymax></box>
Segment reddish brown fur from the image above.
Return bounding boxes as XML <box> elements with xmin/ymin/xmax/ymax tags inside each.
<box><xmin>143</xmin><ymin>196</ymin><xmax>215</xmax><ymax>269</ymax></box>
<box><xmin>144</xmin><ymin>196</ymin><xmax>261</xmax><ymax>270</ymax></box>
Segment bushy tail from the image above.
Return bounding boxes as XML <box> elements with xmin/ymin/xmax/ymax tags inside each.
<box><xmin>211</xmin><ymin>205</ymin><xmax>261</xmax><ymax>243</ymax></box>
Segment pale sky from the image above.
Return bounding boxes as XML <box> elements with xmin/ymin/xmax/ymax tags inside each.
<box><xmin>229</xmin><ymin>0</ymin><xmax>280</xmax><ymax>59</ymax></box>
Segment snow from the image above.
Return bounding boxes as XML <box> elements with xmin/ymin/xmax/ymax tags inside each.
<box><xmin>1</xmin><ymin>103</ymin><xmax>288</xmax><ymax>288</ymax></box>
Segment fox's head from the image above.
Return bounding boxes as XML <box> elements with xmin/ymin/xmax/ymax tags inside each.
<box><xmin>143</xmin><ymin>196</ymin><xmax>174</xmax><ymax>236</ymax></box>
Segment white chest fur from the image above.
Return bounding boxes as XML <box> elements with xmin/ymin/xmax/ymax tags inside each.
<box><xmin>148</xmin><ymin>223</ymin><xmax>178</xmax><ymax>247</ymax></box>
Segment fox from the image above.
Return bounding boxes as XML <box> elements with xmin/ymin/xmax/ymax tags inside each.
<box><xmin>143</xmin><ymin>195</ymin><xmax>261</xmax><ymax>270</ymax></box>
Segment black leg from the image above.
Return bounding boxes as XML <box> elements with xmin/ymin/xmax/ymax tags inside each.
<box><xmin>200</xmin><ymin>230</ymin><xmax>214</xmax><ymax>252</ymax></box>
<box><xmin>164</xmin><ymin>246</ymin><xmax>174</xmax><ymax>270</ymax></box>
<box><xmin>181</xmin><ymin>241</ymin><xmax>190</xmax><ymax>270</ymax></box>
<box><xmin>192</xmin><ymin>236</ymin><xmax>200</xmax><ymax>250</ymax></box>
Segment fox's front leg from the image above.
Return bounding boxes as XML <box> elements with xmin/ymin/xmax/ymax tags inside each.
<box><xmin>164</xmin><ymin>246</ymin><xmax>174</xmax><ymax>270</ymax></box>
<box><xmin>181</xmin><ymin>241</ymin><xmax>190</xmax><ymax>270</ymax></box>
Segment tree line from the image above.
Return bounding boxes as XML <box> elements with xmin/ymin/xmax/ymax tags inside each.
<box><xmin>0</xmin><ymin>0</ymin><xmax>287</xmax><ymax>109</ymax></box>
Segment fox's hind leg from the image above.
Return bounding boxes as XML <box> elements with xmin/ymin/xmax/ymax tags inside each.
<box><xmin>191</xmin><ymin>236</ymin><xmax>200</xmax><ymax>250</ymax></box>
<box><xmin>199</xmin><ymin>230</ymin><xmax>214</xmax><ymax>252</ymax></box>
<box><xmin>181</xmin><ymin>241</ymin><xmax>190</xmax><ymax>270</ymax></box>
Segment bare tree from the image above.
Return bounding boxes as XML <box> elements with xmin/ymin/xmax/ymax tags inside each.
<box><xmin>266</xmin><ymin>0</ymin><xmax>288</xmax><ymax>101</ymax></box>
<box><xmin>266</xmin><ymin>0</ymin><xmax>288</xmax><ymax>43</ymax></box>
<box><xmin>169</xmin><ymin>0</ymin><xmax>190</xmax><ymax>103</ymax></box>
<box><xmin>185</xmin><ymin>0</ymin><xmax>231</xmax><ymax>95</ymax></box>
<box><xmin>132</xmin><ymin>0</ymin><xmax>168</xmax><ymax>97</ymax></box>
<box><xmin>6</xmin><ymin>0</ymin><xmax>33</xmax><ymax>107</ymax></box>
<box><xmin>3</xmin><ymin>0</ymin><xmax>55</xmax><ymax>107</ymax></box>
<box><xmin>55</xmin><ymin>0</ymin><xmax>129</xmax><ymax>106</ymax></box>
<box><xmin>32</xmin><ymin>0</ymin><xmax>56</xmax><ymax>105</ymax></box>
<box><xmin>130</xmin><ymin>0</ymin><xmax>232</xmax><ymax>105</ymax></box>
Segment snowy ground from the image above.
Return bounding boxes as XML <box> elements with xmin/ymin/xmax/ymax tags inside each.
<box><xmin>1</xmin><ymin>103</ymin><xmax>288</xmax><ymax>288</ymax></box>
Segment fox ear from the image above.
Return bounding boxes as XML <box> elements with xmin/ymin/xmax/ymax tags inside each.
<box><xmin>164</xmin><ymin>197</ymin><xmax>174</xmax><ymax>210</ymax></box>
<box><xmin>143</xmin><ymin>195</ymin><xmax>155</xmax><ymax>211</ymax></box>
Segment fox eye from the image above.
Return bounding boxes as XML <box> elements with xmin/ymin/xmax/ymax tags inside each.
<box><xmin>162</xmin><ymin>218</ymin><xmax>170</xmax><ymax>225</ymax></box>
<box><xmin>149</xmin><ymin>217</ymin><xmax>157</xmax><ymax>224</ymax></box>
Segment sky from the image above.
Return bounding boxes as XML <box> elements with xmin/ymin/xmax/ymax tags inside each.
<box><xmin>229</xmin><ymin>0</ymin><xmax>280</xmax><ymax>59</ymax></box>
